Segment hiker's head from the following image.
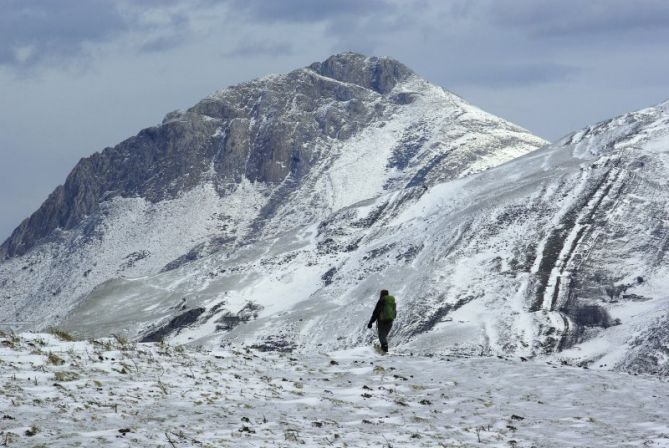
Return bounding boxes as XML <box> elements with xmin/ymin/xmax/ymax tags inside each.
<box><xmin>380</xmin><ymin>289</ymin><xmax>389</xmax><ymax>298</ymax></box>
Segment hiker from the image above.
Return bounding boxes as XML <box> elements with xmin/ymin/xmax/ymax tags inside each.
<box><xmin>367</xmin><ymin>289</ymin><xmax>396</xmax><ymax>353</ymax></box>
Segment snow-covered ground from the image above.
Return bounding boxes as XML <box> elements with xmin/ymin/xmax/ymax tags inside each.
<box><xmin>2</xmin><ymin>332</ymin><xmax>668</xmax><ymax>447</ymax></box>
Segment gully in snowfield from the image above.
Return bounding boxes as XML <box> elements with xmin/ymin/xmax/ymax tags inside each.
<box><xmin>367</xmin><ymin>289</ymin><xmax>397</xmax><ymax>353</ymax></box>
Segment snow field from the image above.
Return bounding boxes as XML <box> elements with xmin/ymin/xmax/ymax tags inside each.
<box><xmin>1</xmin><ymin>333</ymin><xmax>669</xmax><ymax>447</ymax></box>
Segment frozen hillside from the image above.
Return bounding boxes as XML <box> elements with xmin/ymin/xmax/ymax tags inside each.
<box><xmin>52</xmin><ymin>99</ymin><xmax>669</xmax><ymax>376</ymax></box>
<box><xmin>0</xmin><ymin>53</ymin><xmax>545</xmax><ymax>329</ymax></box>
<box><xmin>1</xmin><ymin>332</ymin><xmax>668</xmax><ymax>447</ymax></box>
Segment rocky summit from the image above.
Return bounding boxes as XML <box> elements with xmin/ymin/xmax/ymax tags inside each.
<box><xmin>1</xmin><ymin>53</ymin><xmax>668</xmax><ymax>377</ymax></box>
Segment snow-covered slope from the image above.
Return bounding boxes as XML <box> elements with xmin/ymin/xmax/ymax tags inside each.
<box><xmin>0</xmin><ymin>53</ymin><xmax>545</xmax><ymax>327</ymax></box>
<box><xmin>2</xmin><ymin>332</ymin><xmax>668</xmax><ymax>447</ymax></box>
<box><xmin>2</xmin><ymin>53</ymin><xmax>667</xmax><ymax>377</ymax></box>
<box><xmin>53</xmin><ymin>99</ymin><xmax>669</xmax><ymax>376</ymax></box>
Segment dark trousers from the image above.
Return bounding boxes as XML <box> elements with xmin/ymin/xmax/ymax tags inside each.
<box><xmin>377</xmin><ymin>319</ymin><xmax>393</xmax><ymax>351</ymax></box>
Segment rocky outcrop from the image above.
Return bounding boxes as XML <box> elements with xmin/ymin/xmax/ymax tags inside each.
<box><xmin>1</xmin><ymin>116</ymin><xmax>218</xmax><ymax>258</ymax></box>
<box><xmin>308</xmin><ymin>52</ymin><xmax>415</xmax><ymax>94</ymax></box>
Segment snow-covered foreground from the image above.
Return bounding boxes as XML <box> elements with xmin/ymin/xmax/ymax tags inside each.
<box><xmin>1</xmin><ymin>333</ymin><xmax>668</xmax><ymax>447</ymax></box>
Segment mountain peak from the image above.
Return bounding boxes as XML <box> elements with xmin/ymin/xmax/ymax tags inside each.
<box><xmin>307</xmin><ymin>52</ymin><xmax>415</xmax><ymax>94</ymax></box>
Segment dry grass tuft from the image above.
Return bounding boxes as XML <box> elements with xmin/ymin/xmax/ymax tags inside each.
<box><xmin>48</xmin><ymin>328</ymin><xmax>76</xmax><ymax>342</ymax></box>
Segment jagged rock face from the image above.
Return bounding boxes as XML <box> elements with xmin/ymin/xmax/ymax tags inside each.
<box><xmin>308</xmin><ymin>53</ymin><xmax>414</xmax><ymax>94</ymax></box>
<box><xmin>1</xmin><ymin>112</ymin><xmax>221</xmax><ymax>258</ymax></box>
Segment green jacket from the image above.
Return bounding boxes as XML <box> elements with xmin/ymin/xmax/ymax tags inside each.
<box><xmin>369</xmin><ymin>295</ymin><xmax>397</xmax><ymax>326</ymax></box>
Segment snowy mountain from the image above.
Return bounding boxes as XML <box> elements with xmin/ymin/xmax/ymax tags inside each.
<box><xmin>46</xmin><ymin>96</ymin><xmax>669</xmax><ymax>376</ymax></box>
<box><xmin>0</xmin><ymin>52</ymin><xmax>544</xmax><ymax>326</ymax></box>
<box><xmin>2</xmin><ymin>54</ymin><xmax>668</xmax><ymax>376</ymax></box>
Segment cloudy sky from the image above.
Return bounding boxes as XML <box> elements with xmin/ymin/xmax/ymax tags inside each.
<box><xmin>1</xmin><ymin>0</ymin><xmax>668</xmax><ymax>241</ymax></box>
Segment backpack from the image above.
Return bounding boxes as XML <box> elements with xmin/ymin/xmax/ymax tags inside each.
<box><xmin>380</xmin><ymin>295</ymin><xmax>397</xmax><ymax>321</ymax></box>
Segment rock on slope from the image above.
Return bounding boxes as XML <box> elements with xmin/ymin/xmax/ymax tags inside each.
<box><xmin>0</xmin><ymin>53</ymin><xmax>545</xmax><ymax>327</ymax></box>
<box><xmin>56</xmin><ymin>99</ymin><xmax>669</xmax><ymax>376</ymax></box>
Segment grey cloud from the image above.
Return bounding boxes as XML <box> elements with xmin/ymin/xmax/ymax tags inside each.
<box><xmin>228</xmin><ymin>0</ymin><xmax>393</xmax><ymax>23</ymax></box>
<box><xmin>136</xmin><ymin>11</ymin><xmax>192</xmax><ymax>54</ymax></box>
<box><xmin>489</xmin><ymin>0</ymin><xmax>669</xmax><ymax>40</ymax></box>
<box><xmin>451</xmin><ymin>63</ymin><xmax>580</xmax><ymax>88</ymax></box>
<box><xmin>135</xmin><ymin>3</ymin><xmax>225</xmax><ymax>57</ymax></box>
<box><xmin>0</xmin><ymin>0</ymin><xmax>206</xmax><ymax>69</ymax></box>
<box><xmin>221</xmin><ymin>0</ymin><xmax>402</xmax><ymax>65</ymax></box>
<box><xmin>0</xmin><ymin>0</ymin><xmax>128</xmax><ymax>67</ymax></box>
<box><xmin>139</xmin><ymin>35</ymin><xmax>185</xmax><ymax>54</ymax></box>
<box><xmin>223</xmin><ymin>40</ymin><xmax>293</xmax><ymax>58</ymax></box>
